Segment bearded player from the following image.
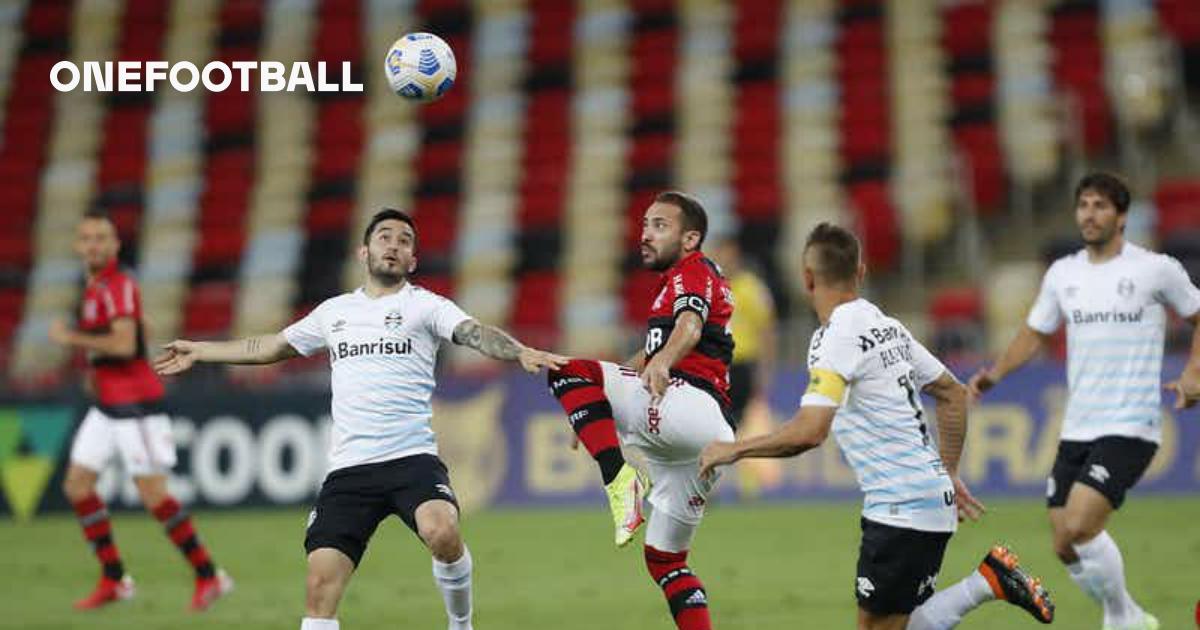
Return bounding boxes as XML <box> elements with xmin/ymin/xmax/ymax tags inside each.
<box><xmin>546</xmin><ymin>191</ymin><xmax>734</xmax><ymax>630</ymax></box>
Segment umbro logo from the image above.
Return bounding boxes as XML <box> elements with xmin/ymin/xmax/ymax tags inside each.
<box><xmin>857</xmin><ymin>577</ymin><xmax>875</xmax><ymax>598</ymax></box>
<box><xmin>1089</xmin><ymin>465</ymin><xmax>1110</xmax><ymax>484</ymax></box>
<box><xmin>435</xmin><ymin>483</ymin><xmax>454</xmax><ymax>499</ymax></box>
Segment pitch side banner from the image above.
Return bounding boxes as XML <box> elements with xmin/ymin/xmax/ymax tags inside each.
<box><xmin>1</xmin><ymin>358</ymin><xmax>1197</xmax><ymax>518</ymax></box>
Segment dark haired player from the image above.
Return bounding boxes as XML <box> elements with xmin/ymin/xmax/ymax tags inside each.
<box><xmin>156</xmin><ymin>209</ymin><xmax>567</xmax><ymax>630</ymax></box>
<box><xmin>970</xmin><ymin>173</ymin><xmax>1200</xmax><ymax>630</ymax></box>
<box><xmin>51</xmin><ymin>210</ymin><xmax>231</xmax><ymax>611</ymax></box>
<box><xmin>701</xmin><ymin>223</ymin><xmax>1055</xmax><ymax>630</ymax></box>
<box><xmin>546</xmin><ymin>192</ymin><xmax>734</xmax><ymax>630</ymax></box>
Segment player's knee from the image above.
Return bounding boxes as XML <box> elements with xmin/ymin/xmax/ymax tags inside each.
<box><xmin>420</xmin><ymin>519</ymin><xmax>462</xmax><ymax>561</ymax></box>
<box><xmin>62</xmin><ymin>471</ymin><xmax>93</xmax><ymax>502</ymax></box>
<box><xmin>1060</xmin><ymin>513</ymin><xmax>1101</xmax><ymax>546</ymax></box>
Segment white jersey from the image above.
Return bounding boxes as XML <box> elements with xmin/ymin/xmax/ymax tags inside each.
<box><xmin>802</xmin><ymin>298</ymin><xmax>957</xmax><ymax>533</ymax></box>
<box><xmin>1027</xmin><ymin>242</ymin><xmax>1200</xmax><ymax>444</ymax></box>
<box><xmin>283</xmin><ymin>283</ymin><xmax>472</xmax><ymax>474</ymax></box>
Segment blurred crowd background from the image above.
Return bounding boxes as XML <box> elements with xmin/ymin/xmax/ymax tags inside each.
<box><xmin>2</xmin><ymin>0</ymin><xmax>1199</xmax><ymax>393</ymax></box>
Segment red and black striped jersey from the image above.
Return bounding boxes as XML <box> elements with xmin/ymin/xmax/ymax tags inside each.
<box><xmin>643</xmin><ymin>251</ymin><xmax>734</xmax><ymax>409</ymax></box>
<box><xmin>79</xmin><ymin>259</ymin><xmax>164</xmax><ymax>410</ymax></box>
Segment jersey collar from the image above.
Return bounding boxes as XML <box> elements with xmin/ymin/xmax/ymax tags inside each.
<box><xmin>666</xmin><ymin>250</ymin><xmax>704</xmax><ymax>274</ymax></box>
<box><xmin>91</xmin><ymin>258</ymin><xmax>120</xmax><ymax>285</ymax></box>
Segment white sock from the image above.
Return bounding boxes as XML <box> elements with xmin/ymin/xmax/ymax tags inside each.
<box><xmin>907</xmin><ymin>571</ymin><xmax>994</xmax><ymax>630</ymax></box>
<box><xmin>300</xmin><ymin>618</ymin><xmax>339</xmax><ymax>630</ymax></box>
<box><xmin>432</xmin><ymin>546</ymin><xmax>473</xmax><ymax>630</ymax></box>
<box><xmin>1072</xmin><ymin>531</ymin><xmax>1143</xmax><ymax>627</ymax></box>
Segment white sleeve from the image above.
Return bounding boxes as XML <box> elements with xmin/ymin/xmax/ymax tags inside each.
<box><xmin>282</xmin><ymin>304</ymin><xmax>327</xmax><ymax>357</ymax></box>
<box><xmin>909</xmin><ymin>336</ymin><xmax>949</xmax><ymax>388</ymax></box>
<box><xmin>1025</xmin><ymin>265</ymin><xmax>1063</xmax><ymax>334</ymax></box>
<box><xmin>1155</xmin><ymin>255</ymin><xmax>1200</xmax><ymax>318</ymax></box>
<box><xmin>800</xmin><ymin>320</ymin><xmax>861</xmax><ymax>408</ymax></box>
<box><xmin>428</xmin><ymin>295</ymin><xmax>473</xmax><ymax>343</ymax></box>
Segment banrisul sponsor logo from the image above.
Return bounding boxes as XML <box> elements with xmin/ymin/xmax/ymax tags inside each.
<box><xmin>331</xmin><ymin>338</ymin><xmax>414</xmax><ymax>362</ymax></box>
<box><xmin>0</xmin><ymin>407</ymin><xmax>73</xmax><ymax>520</ymax></box>
<box><xmin>1070</xmin><ymin>307</ymin><xmax>1144</xmax><ymax>325</ymax></box>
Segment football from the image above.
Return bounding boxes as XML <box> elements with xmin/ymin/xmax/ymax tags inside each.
<box><xmin>384</xmin><ymin>32</ymin><xmax>457</xmax><ymax>102</ymax></box>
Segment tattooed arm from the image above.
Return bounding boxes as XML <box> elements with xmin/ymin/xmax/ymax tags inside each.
<box><xmin>154</xmin><ymin>334</ymin><xmax>299</xmax><ymax>375</ymax></box>
<box><xmin>452</xmin><ymin>319</ymin><xmax>570</xmax><ymax>373</ymax></box>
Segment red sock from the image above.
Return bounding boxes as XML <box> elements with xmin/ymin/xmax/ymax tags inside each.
<box><xmin>547</xmin><ymin>359</ymin><xmax>625</xmax><ymax>484</ymax></box>
<box><xmin>645</xmin><ymin>545</ymin><xmax>711</xmax><ymax>630</ymax></box>
<box><xmin>72</xmin><ymin>494</ymin><xmax>125</xmax><ymax>581</ymax></box>
<box><xmin>152</xmin><ymin>496</ymin><xmax>215</xmax><ymax>579</ymax></box>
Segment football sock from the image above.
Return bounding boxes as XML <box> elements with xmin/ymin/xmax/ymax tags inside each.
<box><xmin>645</xmin><ymin>545</ymin><xmax>711</xmax><ymax>630</ymax></box>
<box><xmin>432</xmin><ymin>546</ymin><xmax>473</xmax><ymax>629</ymax></box>
<box><xmin>547</xmin><ymin>359</ymin><xmax>625</xmax><ymax>484</ymax></box>
<box><xmin>300</xmin><ymin>618</ymin><xmax>339</xmax><ymax>630</ymax></box>
<box><xmin>72</xmin><ymin>493</ymin><xmax>125</xmax><ymax>581</ymax></box>
<box><xmin>906</xmin><ymin>571</ymin><xmax>994</xmax><ymax>630</ymax></box>
<box><xmin>1071</xmin><ymin>530</ymin><xmax>1143</xmax><ymax>626</ymax></box>
<box><xmin>151</xmin><ymin>496</ymin><xmax>216</xmax><ymax>579</ymax></box>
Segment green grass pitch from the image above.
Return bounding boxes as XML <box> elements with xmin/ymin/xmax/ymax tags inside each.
<box><xmin>1</xmin><ymin>497</ymin><xmax>1197</xmax><ymax>629</ymax></box>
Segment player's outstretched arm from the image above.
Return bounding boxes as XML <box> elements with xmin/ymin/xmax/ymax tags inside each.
<box><xmin>967</xmin><ymin>325</ymin><xmax>1050</xmax><ymax>399</ymax></box>
<box><xmin>451</xmin><ymin>319</ymin><xmax>569</xmax><ymax>374</ymax></box>
<box><xmin>698</xmin><ymin>405</ymin><xmax>836</xmax><ymax>480</ymax></box>
<box><xmin>1166</xmin><ymin>312</ymin><xmax>1200</xmax><ymax>409</ymax></box>
<box><xmin>924</xmin><ymin>371</ymin><xmax>985</xmax><ymax>521</ymax></box>
<box><xmin>153</xmin><ymin>333</ymin><xmax>299</xmax><ymax>375</ymax></box>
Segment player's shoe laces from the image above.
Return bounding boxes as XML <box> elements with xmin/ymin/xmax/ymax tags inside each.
<box><xmin>605</xmin><ymin>464</ymin><xmax>646</xmax><ymax>548</ymax></box>
<box><xmin>978</xmin><ymin>545</ymin><xmax>1054</xmax><ymax>624</ymax></box>
<box><xmin>1103</xmin><ymin>612</ymin><xmax>1160</xmax><ymax>630</ymax></box>
<box><xmin>190</xmin><ymin>568</ymin><xmax>234</xmax><ymax>611</ymax></box>
<box><xmin>73</xmin><ymin>574</ymin><xmax>135</xmax><ymax>610</ymax></box>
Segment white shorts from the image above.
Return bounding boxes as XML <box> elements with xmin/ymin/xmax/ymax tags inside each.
<box><xmin>599</xmin><ymin>362</ymin><xmax>734</xmax><ymax>525</ymax></box>
<box><xmin>69</xmin><ymin>406</ymin><xmax>177</xmax><ymax>477</ymax></box>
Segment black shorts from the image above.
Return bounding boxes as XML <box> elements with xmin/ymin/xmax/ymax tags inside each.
<box><xmin>1047</xmin><ymin>437</ymin><xmax>1158</xmax><ymax>510</ymax></box>
<box><xmin>855</xmin><ymin>518</ymin><xmax>952</xmax><ymax>615</ymax></box>
<box><xmin>728</xmin><ymin>362</ymin><xmax>755</xmax><ymax>429</ymax></box>
<box><xmin>304</xmin><ymin>454</ymin><xmax>459</xmax><ymax>566</ymax></box>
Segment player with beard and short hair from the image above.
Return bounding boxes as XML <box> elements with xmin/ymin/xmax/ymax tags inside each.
<box><xmin>545</xmin><ymin>191</ymin><xmax>734</xmax><ymax>630</ymax></box>
<box><xmin>969</xmin><ymin>173</ymin><xmax>1200</xmax><ymax>630</ymax></box>
<box><xmin>51</xmin><ymin>209</ymin><xmax>231</xmax><ymax>611</ymax></box>
<box><xmin>155</xmin><ymin>208</ymin><xmax>568</xmax><ymax>630</ymax></box>
<box><xmin>700</xmin><ymin>223</ymin><xmax>1055</xmax><ymax>630</ymax></box>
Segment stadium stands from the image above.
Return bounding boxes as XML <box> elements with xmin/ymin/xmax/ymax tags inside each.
<box><xmin>2</xmin><ymin>0</ymin><xmax>1198</xmax><ymax>386</ymax></box>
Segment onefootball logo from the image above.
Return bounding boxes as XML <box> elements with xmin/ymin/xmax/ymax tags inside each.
<box><xmin>50</xmin><ymin>61</ymin><xmax>364</xmax><ymax>93</ymax></box>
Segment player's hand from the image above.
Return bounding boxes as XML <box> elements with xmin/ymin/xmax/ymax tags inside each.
<box><xmin>641</xmin><ymin>357</ymin><xmax>671</xmax><ymax>405</ymax></box>
<box><xmin>1165</xmin><ymin>368</ymin><xmax>1200</xmax><ymax>410</ymax></box>
<box><xmin>154</xmin><ymin>340</ymin><xmax>200</xmax><ymax>375</ymax></box>
<box><xmin>952</xmin><ymin>475</ymin><xmax>986</xmax><ymax>522</ymax></box>
<box><xmin>48</xmin><ymin>318</ymin><xmax>72</xmax><ymax>346</ymax></box>
<box><xmin>966</xmin><ymin>367</ymin><xmax>996</xmax><ymax>401</ymax></box>
<box><xmin>516</xmin><ymin>347</ymin><xmax>570</xmax><ymax>374</ymax></box>
<box><xmin>698</xmin><ymin>440</ymin><xmax>737</xmax><ymax>482</ymax></box>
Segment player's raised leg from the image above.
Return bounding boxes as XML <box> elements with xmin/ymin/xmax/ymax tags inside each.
<box><xmin>1052</xmin><ymin>483</ymin><xmax>1155</xmax><ymax>630</ymax></box>
<box><xmin>415</xmin><ymin>500</ymin><xmax>473</xmax><ymax>630</ymax></box>
<box><xmin>547</xmin><ymin>358</ymin><xmax>645</xmax><ymax>546</ymax></box>
<box><xmin>906</xmin><ymin>545</ymin><xmax>1054</xmax><ymax>630</ymax></box>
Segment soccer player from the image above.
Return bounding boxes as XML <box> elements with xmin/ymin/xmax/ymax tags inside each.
<box><xmin>154</xmin><ymin>208</ymin><xmax>567</xmax><ymax>630</ymax></box>
<box><xmin>968</xmin><ymin>173</ymin><xmax>1200</xmax><ymax>630</ymax></box>
<box><xmin>699</xmin><ymin>224</ymin><xmax>1055</xmax><ymax>630</ymax></box>
<box><xmin>546</xmin><ymin>192</ymin><xmax>735</xmax><ymax>630</ymax></box>
<box><xmin>50</xmin><ymin>209</ymin><xmax>231</xmax><ymax>611</ymax></box>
